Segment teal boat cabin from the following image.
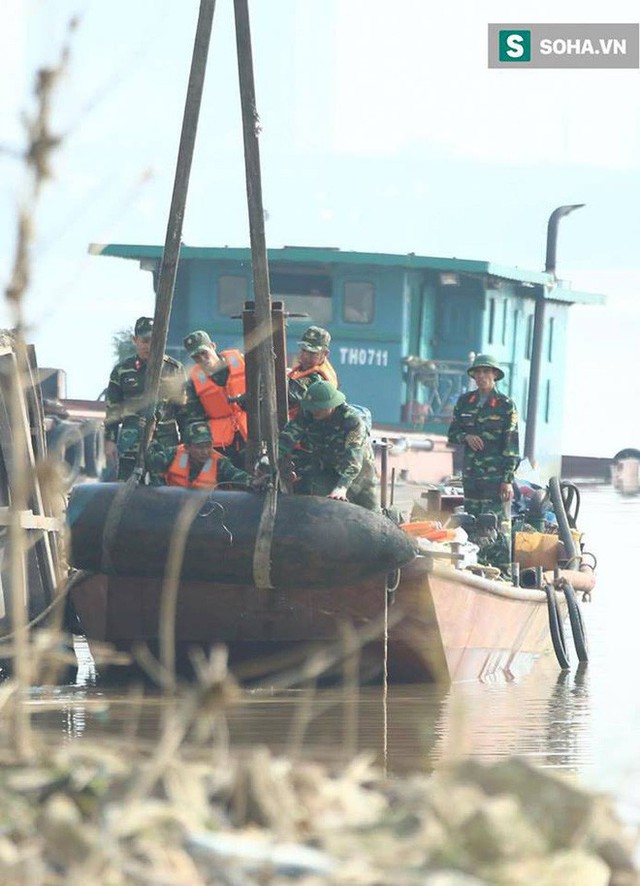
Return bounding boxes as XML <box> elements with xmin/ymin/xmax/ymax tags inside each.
<box><xmin>91</xmin><ymin>243</ymin><xmax>603</xmax><ymax>475</ymax></box>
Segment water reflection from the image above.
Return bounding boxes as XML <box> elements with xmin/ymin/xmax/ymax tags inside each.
<box><xmin>430</xmin><ymin>660</ymin><xmax>591</xmax><ymax>772</ymax></box>
<box><xmin>27</xmin><ymin>657</ymin><xmax>591</xmax><ymax>778</ymax></box>
<box><xmin>23</xmin><ymin>485</ymin><xmax>640</xmax><ymax>803</ymax></box>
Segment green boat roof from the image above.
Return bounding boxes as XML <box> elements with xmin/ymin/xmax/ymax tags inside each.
<box><xmin>89</xmin><ymin>242</ymin><xmax>605</xmax><ymax>305</ymax></box>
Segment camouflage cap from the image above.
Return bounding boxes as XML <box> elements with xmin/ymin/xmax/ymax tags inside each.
<box><xmin>301</xmin><ymin>380</ymin><xmax>345</xmax><ymax>412</ymax></box>
<box><xmin>298</xmin><ymin>325</ymin><xmax>331</xmax><ymax>353</ymax></box>
<box><xmin>187</xmin><ymin>421</ymin><xmax>212</xmax><ymax>445</ymax></box>
<box><xmin>184</xmin><ymin>329</ymin><xmax>214</xmax><ymax>358</ymax></box>
<box><xmin>134</xmin><ymin>316</ymin><xmax>154</xmax><ymax>338</ymax></box>
<box><xmin>467</xmin><ymin>353</ymin><xmax>504</xmax><ymax>381</ymax></box>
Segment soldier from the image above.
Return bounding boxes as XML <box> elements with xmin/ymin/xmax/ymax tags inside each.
<box><xmin>278</xmin><ymin>380</ymin><xmax>377</xmax><ymax>510</ymax></box>
<box><xmin>183</xmin><ymin>330</ymin><xmax>248</xmax><ymax>469</ymax></box>
<box><xmin>104</xmin><ymin>316</ymin><xmax>187</xmax><ymax>481</ymax></box>
<box><xmin>287</xmin><ymin>326</ymin><xmax>338</xmax><ymax>419</ymax></box>
<box><xmin>146</xmin><ymin>421</ymin><xmax>263</xmax><ymax>490</ymax></box>
<box><xmin>447</xmin><ymin>354</ymin><xmax>520</xmax><ymax>576</ymax></box>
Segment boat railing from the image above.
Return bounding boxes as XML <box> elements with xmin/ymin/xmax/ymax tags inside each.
<box><xmin>402</xmin><ymin>357</ymin><xmax>472</xmax><ymax>427</ymax></box>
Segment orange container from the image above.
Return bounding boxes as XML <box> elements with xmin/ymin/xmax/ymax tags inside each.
<box><xmin>400</xmin><ymin>521</ymin><xmax>441</xmax><ymax>537</ymax></box>
<box><xmin>400</xmin><ymin>521</ymin><xmax>456</xmax><ymax>542</ymax></box>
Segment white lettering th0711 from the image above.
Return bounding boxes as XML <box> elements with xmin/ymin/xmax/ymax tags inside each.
<box><xmin>339</xmin><ymin>347</ymin><xmax>389</xmax><ymax>367</ymax></box>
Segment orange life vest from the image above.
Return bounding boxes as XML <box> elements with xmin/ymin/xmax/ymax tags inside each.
<box><xmin>165</xmin><ymin>445</ymin><xmax>224</xmax><ymax>489</ymax></box>
<box><xmin>190</xmin><ymin>349</ymin><xmax>248</xmax><ymax>447</ymax></box>
<box><xmin>287</xmin><ymin>359</ymin><xmax>339</xmax><ymax>419</ymax></box>
<box><xmin>289</xmin><ymin>359</ymin><xmax>338</xmax><ymax>387</ymax></box>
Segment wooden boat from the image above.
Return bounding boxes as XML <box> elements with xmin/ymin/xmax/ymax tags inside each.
<box><xmin>67</xmin><ymin>537</ymin><xmax>594</xmax><ymax>684</ymax></box>
<box><xmin>66</xmin><ymin>482</ymin><xmax>595</xmax><ymax>684</ymax></box>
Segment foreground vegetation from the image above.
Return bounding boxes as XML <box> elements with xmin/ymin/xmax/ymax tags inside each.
<box><xmin>0</xmin><ymin>650</ymin><xmax>637</xmax><ymax>885</ymax></box>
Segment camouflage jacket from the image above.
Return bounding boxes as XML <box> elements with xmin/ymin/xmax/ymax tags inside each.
<box><xmin>104</xmin><ymin>355</ymin><xmax>187</xmax><ymax>448</ymax></box>
<box><xmin>447</xmin><ymin>389</ymin><xmax>520</xmax><ymax>483</ymax></box>
<box><xmin>145</xmin><ymin>441</ymin><xmax>253</xmax><ymax>487</ymax></box>
<box><xmin>278</xmin><ymin>403</ymin><xmax>376</xmax><ymax>492</ymax></box>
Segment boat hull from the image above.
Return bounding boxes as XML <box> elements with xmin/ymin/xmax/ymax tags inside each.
<box><xmin>68</xmin><ymin>558</ymin><xmax>592</xmax><ymax>683</ymax></box>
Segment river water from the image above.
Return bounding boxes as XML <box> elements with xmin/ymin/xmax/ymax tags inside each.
<box><xmin>27</xmin><ymin>483</ymin><xmax>640</xmax><ymax>819</ymax></box>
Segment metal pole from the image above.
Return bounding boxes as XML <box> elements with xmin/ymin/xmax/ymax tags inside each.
<box><xmin>233</xmin><ymin>0</ymin><xmax>279</xmax><ymax>471</ymax></box>
<box><xmin>524</xmin><ymin>204</ymin><xmax>585</xmax><ymax>465</ymax></box>
<box><xmin>545</xmin><ymin>204</ymin><xmax>585</xmax><ymax>276</ymax></box>
<box><xmin>380</xmin><ymin>438</ymin><xmax>388</xmax><ymax>511</ymax></box>
<box><xmin>136</xmin><ymin>0</ymin><xmax>217</xmax><ymax>473</ymax></box>
<box><xmin>523</xmin><ymin>289</ymin><xmax>546</xmax><ymax>465</ymax></box>
<box><xmin>234</xmin><ymin>0</ymin><xmax>280</xmax><ymax>589</ymax></box>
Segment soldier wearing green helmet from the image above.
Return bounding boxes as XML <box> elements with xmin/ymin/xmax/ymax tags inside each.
<box><xmin>278</xmin><ymin>380</ymin><xmax>377</xmax><ymax>510</ymax></box>
<box><xmin>104</xmin><ymin>316</ymin><xmax>187</xmax><ymax>481</ymax></box>
<box><xmin>447</xmin><ymin>353</ymin><xmax>520</xmax><ymax>576</ymax></box>
<box><xmin>145</xmin><ymin>420</ymin><xmax>263</xmax><ymax>490</ymax></box>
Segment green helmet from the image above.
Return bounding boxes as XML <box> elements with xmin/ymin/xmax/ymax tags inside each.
<box><xmin>187</xmin><ymin>421</ymin><xmax>212</xmax><ymax>445</ymax></box>
<box><xmin>298</xmin><ymin>325</ymin><xmax>331</xmax><ymax>353</ymax></box>
<box><xmin>467</xmin><ymin>353</ymin><xmax>504</xmax><ymax>381</ymax></box>
<box><xmin>184</xmin><ymin>329</ymin><xmax>214</xmax><ymax>358</ymax></box>
<box><xmin>301</xmin><ymin>380</ymin><xmax>346</xmax><ymax>412</ymax></box>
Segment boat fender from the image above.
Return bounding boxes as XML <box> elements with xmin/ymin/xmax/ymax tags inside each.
<box><xmin>544</xmin><ymin>582</ymin><xmax>570</xmax><ymax>669</ymax></box>
<box><xmin>559</xmin><ymin>579</ymin><xmax>588</xmax><ymax>663</ymax></box>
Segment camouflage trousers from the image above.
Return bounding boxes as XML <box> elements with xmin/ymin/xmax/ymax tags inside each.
<box><xmin>115</xmin><ymin>419</ymin><xmax>181</xmax><ymax>482</ymax></box>
<box><xmin>293</xmin><ymin>466</ymin><xmax>378</xmax><ymax>512</ymax></box>
<box><xmin>463</xmin><ymin>478</ymin><xmax>512</xmax><ymax>577</ymax></box>
<box><xmin>216</xmin><ymin>433</ymin><xmax>247</xmax><ymax>471</ymax></box>
<box><xmin>116</xmin><ymin>454</ymin><xmax>137</xmax><ymax>481</ymax></box>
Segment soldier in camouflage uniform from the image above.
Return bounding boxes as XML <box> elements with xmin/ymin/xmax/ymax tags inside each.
<box><xmin>278</xmin><ymin>380</ymin><xmax>377</xmax><ymax>511</ymax></box>
<box><xmin>104</xmin><ymin>317</ymin><xmax>187</xmax><ymax>481</ymax></box>
<box><xmin>182</xmin><ymin>329</ymin><xmax>248</xmax><ymax>470</ymax></box>
<box><xmin>287</xmin><ymin>326</ymin><xmax>338</xmax><ymax>418</ymax></box>
<box><xmin>447</xmin><ymin>354</ymin><xmax>520</xmax><ymax>576</ymax></box>
<box><xmin>146</xmin><ymin>421</ymin><xmax>262</xmax><ymax>489</ymax></box>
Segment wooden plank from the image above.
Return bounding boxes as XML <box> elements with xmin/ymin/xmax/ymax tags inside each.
<box><xmin>0</xmin><ymin>509</ymin><xmax>62</xmax><ymax>531</ymax></box>
<box><xmin>0</xmin><ymin>348</ymin><xmax>60</xmax><ymax>623</ymax></box>
<box><xmin>242</xmin><ymin>301</ymin><xmax>261</xmax><ymax>469</ymax></box>
<box><xmin>271</xmin><ymin>301</ymin><xmax>289</xmax><ymax>429</ymax></box>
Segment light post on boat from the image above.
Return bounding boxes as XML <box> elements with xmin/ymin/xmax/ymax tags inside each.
<box><xmin>523</xmin><ymin>203</ymin><xmax>585</xmax><ymax>466</ymax></box>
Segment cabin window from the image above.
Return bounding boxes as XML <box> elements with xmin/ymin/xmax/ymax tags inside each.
<box><xmin>269</xmin><ymin>271</ymin><xmax>333</xmax><ymax>324</ymax></box>
<box><xmin>487</xmin><ymin>298</ymin><xmax>496</xmax><ymax>344</ymax></box>
<box><xmin>218</xmin><ymin>275</ymin><xmax>248</xmax><ymax>316</ymax></box>
<box><xmin>502</xmin><ymin>300</ymin><xmax>508</xmax><ymax>345</ymax></box>
<box><xmin>525</xmin><ymin>313</ymin><xmax>534</xmax><ymax>359</ymax></box>
<box><xmin>343</xmin><ymin>281</ymin><xmax>374</xmax><ymax>324</ymax></box>
<box><xmin>512</xmin><ymin>308</ymin><xmax>520</xmax><ymax>358</ymax></box>
<box><xmin>545</xmin><ymin>379</ymin><xmax>551</xmax><ymax>422</ymax></box>
<box><xmin>547</xmin><ymin>317</ymin><xmax>554</xmax><ymax>361</ymax></box>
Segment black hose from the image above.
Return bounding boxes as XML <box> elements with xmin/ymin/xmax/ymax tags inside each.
<box><xmin>561</xmin><ymin>580</ymin><xmax>589</xmax><ymax>663</ymax></box>
<box><xmin>48</xmin><ymin>420</ymin><xmax>83</xmax><ymax>490</ymax></box>
<box><xmin>560</xmin><ymin>480</ymin><xmax>581</xmax><ymax>528</ymax></box>
<box><xmin>544</xmin><ymin>583</ymin><xmax>570</xmax><ymax>668</ymax></box>
<box><xmin>549</xmin><ymin>476</ymin><xmax>580</xmax><ymax>566</ymax></box>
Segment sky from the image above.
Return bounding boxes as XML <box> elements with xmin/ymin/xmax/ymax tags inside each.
<box><xmin>1</xmin><ymin>0</ymin><xmax>640</xmax><ymax>457</ymax></box>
